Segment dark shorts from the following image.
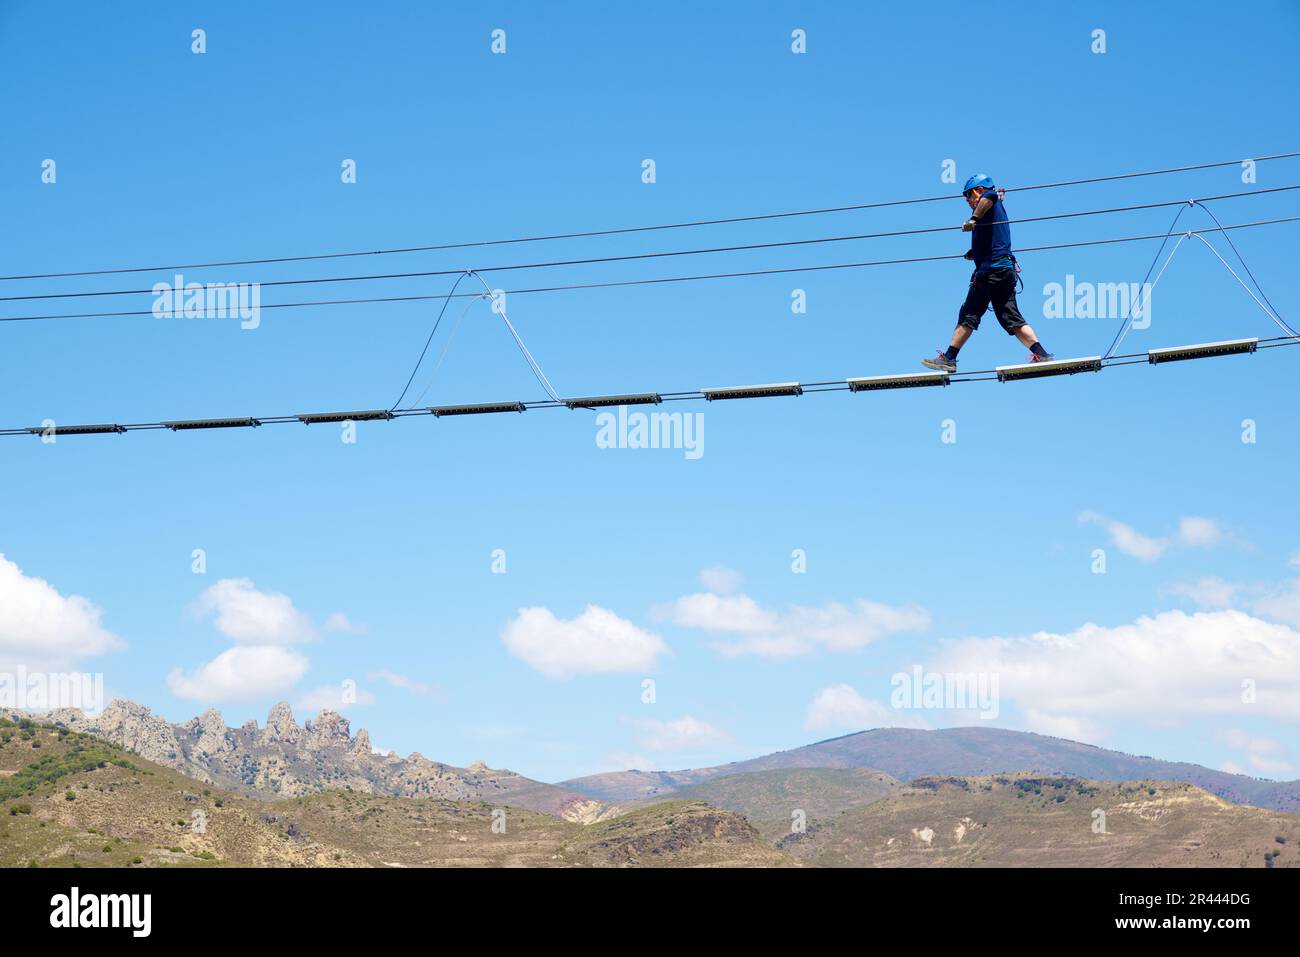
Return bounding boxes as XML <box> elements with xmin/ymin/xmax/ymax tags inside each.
<box><xmin>959</xmin><ymin>267</ymin><xmax>1026</xmax><ymax>335</ymax></box>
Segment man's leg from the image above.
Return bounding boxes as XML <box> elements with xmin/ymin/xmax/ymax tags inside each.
<box><xmin>947</xmin><ymin>276</ymin><xmax>989</xmax><ymax>358</ymax></box>
<box><xmin>1012</xmin><ymin>325</ymin><xmax>1040</xmax><ymax>349</ymax></box>
<box><xmin>923</xmin><ymin>278</ymin><xmax>987</xmax><ymax>370</ymax></box>
<box><xmin>990</xmin><ymin>272</ymin><xmax>1052</xmax><ymax>359</ymax></box>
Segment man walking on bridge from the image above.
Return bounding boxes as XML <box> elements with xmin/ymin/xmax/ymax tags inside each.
<box><xmin>923</xmin><ymin>173</ymin><xmax>1054</xmax><ymax>372</ymax></box>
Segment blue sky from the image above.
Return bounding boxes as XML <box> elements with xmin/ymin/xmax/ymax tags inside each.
<box><xmin>1</xmin><ymin>1</ymin><xmax>1298</xmax><ymax>783</ymax></box>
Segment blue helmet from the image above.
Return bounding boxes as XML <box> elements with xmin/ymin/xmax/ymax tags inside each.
<box><xmin>963</xmin><ymin>173</ymin><xmax>995</xmax><ymax>195</ymax></box>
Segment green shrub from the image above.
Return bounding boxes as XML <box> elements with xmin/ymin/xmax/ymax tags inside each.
<box><xmin>0</xmin><ymin>744</ymin><xmax>139</xmax><ymax>802</ymax></box>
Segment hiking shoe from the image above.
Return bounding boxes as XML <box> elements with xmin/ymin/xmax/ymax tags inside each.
<box><xmin>922</xmin><ymin>351</ymin><xmax>957</xmax><ymax>372</ymax></box>
<box><xmin>1029</xmin><ymin>350</ymin><xmax>1056</xmax><ymax>363</ymax></box>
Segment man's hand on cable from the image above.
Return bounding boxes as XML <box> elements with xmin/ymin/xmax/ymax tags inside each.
<box><xmin>962</xmin><ymin>218</ymin><xmax>978</xmax><ymax>232</ymax></box>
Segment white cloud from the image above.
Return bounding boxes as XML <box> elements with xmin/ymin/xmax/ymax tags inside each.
<box><xmin>933</xmin><ymin>610</ymin><xmax>1300</xmax><ymax>729</ymax></box>
<box><xmin>0</xmin><ymin>554</ymin><xmax>123</xmax><ymax>669</ymax></box>
<box><xmin>1177</xmin><ymin>516</ymin><xmax>1223</xmax><ymax>548</ymax></box>
<box><xmin>167</xmin><ymin>645</ymin><xmax>309</xmax><ymax>702</ymax></box>
<box><xmin>1078</xmin><ymin>511</ymin><xmax>1168</xmax><ymax>562</ymax></box>
<box><xmin>193</xmin><ymin>578</ymin><xmax>315</xmax><ymax>644</ymax></box>
<box><xmin>323</xmin><ymin>612</ymin><xmax>366</xmax><ymax>634</ymax></box>
<box><xmin>1079</xmin><ymin>512</ymin><xmax>1241</xmax><ymax>562</ymax></box>
<box><xmin>1288</xmin><ymin>552</ymin><xmax>1300</xmax><ymax>571</ymax></box>
<box><xmin>502</xmin><ymin>605</ymin><xmax>669</xmax><ymax>679</ymax></box>
<box><xmin>1250</xmin><ymin>580</ymin><xmax>1300</xmax><ymax>629</ymax></box>
<box><xmin>294</xmin><ymin>683</ymin><xmax>376</xmax><ymax>713</ymax></box>
<box><xmin>804</xmin><ymin>684</ymin><xmax>929</xmax><ymax>732</ymax></box>
<box><xmin>668</xmin><ymin>592</ymin><xmax>928</xmax><ymax>659</ymax></box>
<box><xmin>1020</xmin><ymin>708</ymin><xmax>1102</xmax><ymax>743</ymax></box>
<box><xmin>698</xmin><ymin>565</ymin><xmax>743</xmax><ymax>594</ymax></box>
<box><xmin>367</xmin><ymin>669</ymin><xmax>442</xmax><ymax>699</ymax></box>
<box><xmin>669</xmin><ymin>593</ymin><xmax>778</xmax><ymax>633</ymax></box>
<box><xmin>1167</xmin><ymin>575</ymin><xmax>1300</xmax><ymax>628</ymax></box>
<box><xmin>634</xmin><ymin>716</ymin><xmax>731</xmax><ymax>751</ymax></box>
<box><xmin>602</xmin><ymin>751</ymin><xmax>658</xmax><ymax>772</ymax></box>
<box><xmin>1215</xmin><ymin>729</ymin><xmax>1295</xmax><ymax>776</ymax></box>
<box><xmin>1251</xmin><ymin>756</ymin><xmax>1295</xmax><ymax>775</ymax></box>
<box><xmin>1165</xmin><ymin>576</ymin><xmax>1238</xmax><ymax>609</ymax></box>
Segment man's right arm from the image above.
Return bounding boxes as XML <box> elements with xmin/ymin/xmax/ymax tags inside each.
<box><xmin>962</xmin><ymin>195</ymin><xmax>995</xmax><ymax>232</ymax></box>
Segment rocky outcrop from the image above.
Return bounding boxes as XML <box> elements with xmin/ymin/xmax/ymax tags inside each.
<box><xmin>192</xmin><ymin>708</ymin><xmax>230</xmax><ymax>757</ymax></box>
<box><xmin>9</xmin><ymin>698</ymin><xmax>595</xmax><ymax>820</ymax></box>
<box><xmin>304</xmin><ymin>710</ymin><xmax>350</xmax><ymax>750</ymax></box>
<box><xmin>83</xmin><ymin>700</ymin><xmax>185</xmax><ymax>769</ymax></box>
<box><xmin>263</xmin><ymin>702</ymin><xmax>300</xmax><ymax>744</ymax></box>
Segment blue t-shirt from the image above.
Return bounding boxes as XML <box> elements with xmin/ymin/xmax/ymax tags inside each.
<box><xmin>970</xmin><ymin>191</ymin><xmax>1014</xmax><ymax>274</ymax></box>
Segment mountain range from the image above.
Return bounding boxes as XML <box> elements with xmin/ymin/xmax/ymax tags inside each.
<box><xmin>4</xmin><ymin>700</ymin><xmax>1297</xmax><ymax>867</ymax></box>
<box><xmin>562</xmin><ymin>726</ymin><xmax>1300</xmax><ymax>812</ymax></box>
<box><xmin>2</xmin><ymin>699</ymin><xmax>599</xmax><ymax>821</ymax></box>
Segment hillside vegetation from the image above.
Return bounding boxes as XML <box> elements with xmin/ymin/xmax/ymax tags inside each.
<box><xmin>780</xmin><ymin>774</ymin><xmax>1299</xmax><ymax>868</ymax></box>
<box><xmin>4</xmin><ymin>718</ymin><xmax>1295</xmax><ymax>868</ymax></box>
<box><xmin>0</xmin><ymin>718</ymin><xmax>791</xmax><ymax>868</ymax></box>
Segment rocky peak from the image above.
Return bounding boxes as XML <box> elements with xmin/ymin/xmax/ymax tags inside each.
<box><xmin>467</xmin><ymin>760</ymin><xmax>489</xmax><ymax>774</ymax></box>
<box><xmin>194</xmin><ymin>708</ymin><xmax>229</xmax><ymax>755</ymax></box>
<box><xmin>100</xmin><ymin>698</ymin><xmax>154</xmax><ymax>725</ymax></box>
<box><xmin>304</xmin><ymin>710</ymin><xmax>351</xmax><ymax>749</ymax></box>
<box><xmin>92</xmin><ymin>699</ymin><xmax>183</xmax><ymax>768</ymax></box>
<box><xmin>350</xmin><ymin>728</ymin><xmax>372</xmax><ymax>756</ymax></box>
<box><xmin>263</xmin><ymin>701</ymin><xmax>300</xmax><ymax>744</ymax></box>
